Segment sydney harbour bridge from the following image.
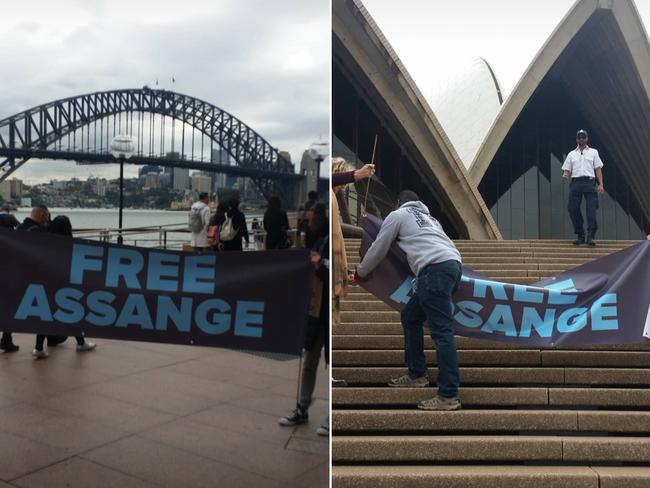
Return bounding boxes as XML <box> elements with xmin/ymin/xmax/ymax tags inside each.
<box><xmin>0</xmin><ymin>88</ymin><xmax>306</xmax><ymax>206</ymax></box>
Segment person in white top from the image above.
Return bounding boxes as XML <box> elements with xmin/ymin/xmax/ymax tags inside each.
<box><xmin>561</xmin><ymin>129</ymin><xmax>605</xmax><ymax>246</ymax></box>
<box><xmin>189</xmin><ymin>192</ymin><xmax>212</xmax><ymax>251</ymax></box>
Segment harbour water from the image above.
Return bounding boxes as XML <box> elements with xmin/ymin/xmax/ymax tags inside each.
<box><xmin>12</xmin><ymin>208</ymin><xmax>265</xmax><ymax>249</ymax></box>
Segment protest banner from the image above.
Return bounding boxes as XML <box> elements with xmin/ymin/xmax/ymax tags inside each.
<box><xmin>0</xmin><ymin>228</ymin><xmax>312</xmax><ymax>355</ymax></box>
<box><xmin>359</xmin><ymin>214</ymin><xmax>650</xmax><ymax>347</ymax></box>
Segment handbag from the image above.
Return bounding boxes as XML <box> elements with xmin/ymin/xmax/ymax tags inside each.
<box><xmin>207</xmin><ymin>225</ymin><xmax>220</xmax><ymax>247</ymax></box>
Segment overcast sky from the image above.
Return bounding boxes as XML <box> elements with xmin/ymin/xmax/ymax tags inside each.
<box><xmin>363</xmin><ymin>0</ymin><xmax>650</xmax><ymax>103</ymax></box>
<box><xmin>0</xmin><ymin>0</ymin><xmax>329</xmax><ymax>183</ymax></box>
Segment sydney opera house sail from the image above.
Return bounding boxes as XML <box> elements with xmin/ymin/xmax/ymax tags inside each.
<box><xmin>472</xmin><ymin>0</ymin><xmax>650</xmax><ymax>239</ymax></box>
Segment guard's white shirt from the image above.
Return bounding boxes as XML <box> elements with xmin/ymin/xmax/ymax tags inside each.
<box><xmin>561</xmin><ymin>146</ymin><xmax>603</xmax><ymax>178</ymax></box>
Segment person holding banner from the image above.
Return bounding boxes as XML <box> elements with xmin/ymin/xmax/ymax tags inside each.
<box><xmin>31</xmin><ymin>215</ymin><xmax>97</xmax><ymax>359</ymax></box>
<box><xmin>0</xmin><ymin>204</ymin><xmax>20</xmax><ymax>353</ymax></box>
<box><xmin>278</xmin><ymin>234</ymin><xmax>330</xmax><ymax>435</ymax></box>
<box><xmin>353</xmin><ymin>190</ymin><xmax>463</xmax><ymax>411</ymax></box>
<box><xmin>331</xmin><ymin>158</ymin><xmax>374</xmax><ymax>388</ymax></box>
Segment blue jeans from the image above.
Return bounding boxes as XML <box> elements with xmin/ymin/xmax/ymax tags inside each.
<box><xmin>568</xmin><ymin>178</ymin><xmax>599</xmax><ymax>236</ymax></box>
<box><xmin>400</xmin><ymin>260</ymin><xmax>462</xmax><ymax>397</ymax></box>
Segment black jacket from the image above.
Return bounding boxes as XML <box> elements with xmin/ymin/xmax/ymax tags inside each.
<box><xmin>16</xmin><ymin>218</ymin><xmax>46</xmax><ymax>232</ymax></box>
<box><xmin>0</xmin><ymin>213</ymin><xmax>19</xmax><ymax>229</ymax></box>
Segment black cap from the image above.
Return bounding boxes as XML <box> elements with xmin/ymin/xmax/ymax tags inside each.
<box><xmin>576</xmin><ymin>129</ymin><xmax>588</xmax><ymax>138</ymax></box>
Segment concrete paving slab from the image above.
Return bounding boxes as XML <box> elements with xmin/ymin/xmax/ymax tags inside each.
<box><xmin>12</xmin><ymin>457</ymin><xmax>159</xmax><ymax>488</ymax></box>
<box><xmin>0</xmin><ymin>429</ymin><xmax>69</xmax><ymax>481</ymax></box>
<box><xmin>82</xmin><ymin>436</ymin><xmax>283</xmax><ymax>488</ymax></box>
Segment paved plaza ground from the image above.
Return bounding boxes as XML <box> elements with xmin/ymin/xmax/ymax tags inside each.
<box><xmin>0</xmin><ymin>334</ymin><xmax>329</xmax><ymax>487</ymax></box>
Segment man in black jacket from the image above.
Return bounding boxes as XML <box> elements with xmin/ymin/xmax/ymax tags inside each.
<box><xmin>1</xmin><ymin>205</ymin><xmax>50</xmax><ymax>353</ymax></box>
<box><xmin>0</xmin><ymin>204</ymin><xmax>23</xmax><ymax>352</ymax></box>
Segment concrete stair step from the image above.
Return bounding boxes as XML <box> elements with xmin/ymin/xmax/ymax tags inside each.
<box><xmin>333</xmin><ymin>349</ymin><xmax>543</xmax><ymax>366</ymax></box>
<box><xmin>332</xmin><ymin>366</ymin><xmax>650</xmax><ymax>386</ymax></box>
<box><xmin>332</xmin><ymin>409</ymin><xmax>650</xmax><ymax>433</ymax></box>
<box><xmin>332</xmin><ymin>435</ymin><xmax>650</xmax><ymax>463</ymax></box>
<box><xmin>333</xmin><ymin>387</ymin><xmax>650</xmax><ymax>408</ymax></box>
<box><xmin>333</xmin><ymin>465</ymin><xmax>634</xmax><ymax>488</ymax></box>
<box><xmin>333</xmin><ymin>349</ymin><xmax>650</xmax><ymax>367</ymax></box>
<box><xmin>333</xmin><ymin>387</ymin><xmax>548</xmax><ymax>407</ymax></box>
<box><xmin>332</xmin><ymin>334</ymin><xmax>650</xmax><ymax>352</ymax></box>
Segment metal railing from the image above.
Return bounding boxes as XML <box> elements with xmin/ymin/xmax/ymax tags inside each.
<box><xmin>72</xmin><ymin>223</ymin><xmax>306</xmax><ymax>251</ymax></box>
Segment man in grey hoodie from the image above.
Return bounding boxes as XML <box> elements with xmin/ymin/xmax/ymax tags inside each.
<box><xmin>354</xmin><ymin>190</ymin><xmax>463</xmax><ymax>410</ymax></box>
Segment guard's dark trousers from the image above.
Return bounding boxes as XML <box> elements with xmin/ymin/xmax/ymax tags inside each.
<box><xmin>568</xmin><ymin>177</ymin><xmax>599</xmax><ymax>238</ymax></box>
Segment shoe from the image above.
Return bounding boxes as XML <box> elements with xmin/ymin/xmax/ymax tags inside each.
<box><xmin>418</xmin><ymin>395</ymin><xmax>462</xmax><ymax>411</ymax></box>
<box><xmin>76</xmin><ymin>342</ymin><xmax>96</xmax><ymax>352</ymax></box>
<box><xmin>0</xmin><ymin>343</ymin><xmax>19</xmax><ymax>353</ymax></box>
<box><xmin>31</xmin><ymin>349</ymin><xmax>49</xmax><ymax>359</ymax></box>
<box><xmin>316</xmin><ymin>424</ymin><xmax>329</xmax><ymax>437</ymax></box>
<box><xmin>278</xmin><ymin>406</ymin><xmax>308</xmax><ymax>426</ymax></box>
<box><xmin>586</xmin><ymin>234</ymin><xmax>596</xmax><ymax>246</ymax></box>
<box><xmin>387</xmin><ymin>374</ymin><xmax>429</xmax><ymax>388</ymax></box>
<box><xmin>332</xmin><ymin>378</ymin><xmax>348</xmax><ymax>387</ymax></box>
<box><xmin>572</xmin><ymin>235</ymin><xmax>585</xmax><ymax>245</ymax></box>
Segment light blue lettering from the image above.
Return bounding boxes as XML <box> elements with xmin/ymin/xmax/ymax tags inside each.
<box><xmin>53</xmin><ymin>288</ymin><xmax>84</xmax><ymax>324</ymax></box>
<box><xmin>86</xmin><ymin>290</ymin><xmax>117</xmax><ymax>326</ymax></box>
<box><xmin>156</xmin><ymin>296</ymin><xmax>192</xmax><ymax>332</ymax></box>
<box><xmin>234</xmin><ymin>301</ymin><xmax>264</xmax><ymax>338</ymax></box>
<box><xmin>183</xmin><ymin>255</ymin><xmax>216</xmax><ymax>294</ymax></box>
<box><xmin>472</xmin><ymin>278</ymin><xmax>508</xmax><ymax>301</ymax></box>
<box><xmin>519</xmin><ymin>307</ymin><xmax>555</xmax><ymax>338</ymax></box>
<box><xmin>481</xmin><ymin>304</ymin><xmax>517</xmax><ymax>336</ymax></box>
<box><xmin>545</xmin><ymin>279</ymin><xmax>578</xmax><ymax>305</ymax></box>
<box><xmin>513</xmin><ymin>285</ymin><xmax>544</xmax><ymax>304</ymax></box>
<box><xmin>115</xmin><ymin>294</ymin><xmax>153</xmax><ymax>329</ymax></box>
<box><xmin>147</xmin><ymin>252</ymin><xmax>179</xmax><ymax>292</ymax></box>
<box><xmin>389</xmin><ymin>277</ymin><xmax>414</xmax><ymax>305</ymax></box>
<box><xmin>557</xmin><ymin>307</ymin><xmax>588</xmax><ymax>333</ymax></box>
<box><xmin>591</xmin><ymin>293</ymin><xmax>619</xmax><ymax>331</ymax></box>
<box><xmin>453</xmin><ymin>300</ymin><xmax>483</xmax><ymax>328</ymax></box>
<box><xmin>195</xmin><ymin>298</ymin><xmax>230</xmax><ymax>334</ymax></box>
<box><xmin>70</xmin><ymin>244</ymin><xmax>103</xmax><ymax>285</ymax></box>
<box><xmin>14</xmin><ymin>284</ymin><xmax>53</xmax><ymax>321</ymax></box>
<box><xmin>106</xmin><ymin>248</ymin><xmax>144</xmax><ymax>289</ymax></box>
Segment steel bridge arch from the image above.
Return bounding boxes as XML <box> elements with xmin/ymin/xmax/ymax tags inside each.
<box><xmin>0</xmin><ymin>88</ymin><xmax>296</xmax><ymax>200</ymax></box>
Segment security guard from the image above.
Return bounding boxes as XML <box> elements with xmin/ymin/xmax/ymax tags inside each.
<box><xmin>562</xmin><ymin>129</ymin><xmax>605</xmax><ymax>246</ymax></box>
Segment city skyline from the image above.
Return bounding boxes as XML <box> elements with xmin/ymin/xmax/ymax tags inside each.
<box><xmin>0</xmin><ymin>0</ymin><xmax>329</xmax><ymax>184</ymax></box>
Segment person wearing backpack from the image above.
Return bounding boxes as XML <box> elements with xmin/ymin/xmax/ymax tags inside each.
<box><xmin>189</xmin><ymin>192</ymin><xmax>212</xmax><ymax>251</ymax></box>
<box><xmin>218</xmin><ymin>198</ymin><xmax>249</xmax><ymax>251</ymax></box>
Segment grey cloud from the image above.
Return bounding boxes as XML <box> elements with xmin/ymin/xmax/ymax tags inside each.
<box><xmin>1</xmin><ymin>0</ymin><xmax>329</xmax><ymax>183</ymax></box>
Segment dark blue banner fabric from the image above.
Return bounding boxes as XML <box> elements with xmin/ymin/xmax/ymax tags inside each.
<box><xmin>0</xmin><ymin>228</ymin><xmax>312</xmax><ymax>355</ymax></box>
<box><xmin>359</xmin><ymin>215</ymin><xmax>650</xmax><ymax>347</ymax></box>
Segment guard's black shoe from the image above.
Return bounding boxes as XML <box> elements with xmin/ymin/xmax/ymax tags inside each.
<box><xmin>573</xmin><ymin>236</ymin><xmax>585</xmax><ymax>245</ymax></box>
<box><xmin>0</xmin><ymin>342</ymin><xmax>19</xmax><ymax>353</ymax></box>
<box><xmin>586</xmin><ymin>234</ymin><xmax>596</xmax><ymax>246</ymax></box>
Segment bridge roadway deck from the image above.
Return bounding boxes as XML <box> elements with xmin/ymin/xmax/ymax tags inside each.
<box><xmin>0</xmin><ymin>334</ymin><xmax>327</xmax><ymax>487</ymax></box>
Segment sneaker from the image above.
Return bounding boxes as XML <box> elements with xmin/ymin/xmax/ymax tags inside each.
<box><xmin>278</xmin><ymin>406</ymin><xmax>308</xmax><ymax>426</ymax></box>
<box><xmin>0</xmin><ymin>343</ymin><xmax>19</xmax><ymax>353</ymax></box>
<box><xmin>572</xmin><ymin>236</ymin><xmax>585</xmax><ymax>245</ymax></box>
<box><xmin>76</xmin><ymin>342</ymin><xmax>96</xmax><ymax>352</ymax></box>
<box><xmin>316</xmin><ymin>424</ymin><xmax>329</xmax><ymax>436</ymax></box>
<box><xmin>418</xmin><ymin>395</ymin><xmax>462</xmax><ymax>411</ymax></box>
<box><xmin>332</xmin><ymin>378</ymin><xmax>348</xmax><ymax>387</ymax></box>
<box><xmin>31</xmin><ymin>349</ymin><xmax>49</xmax><ymax>359</ymax></box>
<box><xmin>387</xmin><ymin>374</ymin><xmax>429</xmax><ymax>388</ymax></box>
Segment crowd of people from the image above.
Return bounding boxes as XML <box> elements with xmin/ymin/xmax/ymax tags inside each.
<box><xmin>0</xmin><ymin>204</ymin><xmax>96</xmax><ymax>358</ymax></box>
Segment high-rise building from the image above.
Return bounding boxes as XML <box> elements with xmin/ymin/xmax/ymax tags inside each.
<box><xmin>173</xmin><ymin>167</ymin><xmax>190</xmax><ymax>191</ymax></box>
<box><xmin>192</xmin><ymin>173</ymin><xmax>212</xmax><ymax>194</ymax></box>
<box><xmin>9</xmin><ymin>178</ymin><xmax>22</xmax><ymax>198</ymax></box>
<box><xmin>0</xmin><ymin>181</ymin><xmax>10</xmax><ymax>202</ymax></box>
<box><xmin>211</xmin><ymin>148</ymin><xmax>231</xmax><ymax>190</ymax></box>
<box><xmin>144</xmin><ymin>173</ymin><xmax>160</xmax><ymax>189</ymax></box>
<box><xmin>92</xmin><ymin>178</ymin><xmax>108</xmax><ymax>197</ymax></box>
